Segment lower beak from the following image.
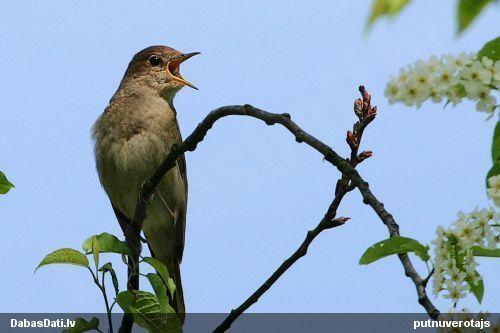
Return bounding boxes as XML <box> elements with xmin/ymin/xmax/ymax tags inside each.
<box><xmin>166</xmin><ymin>52</ymin><xmax>200</xmax><ymax>90</ymax></box>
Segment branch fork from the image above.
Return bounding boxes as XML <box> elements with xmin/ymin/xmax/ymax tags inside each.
<box><xmin>118</xmin><ymin>85</ymin><xmax>439</xmax><ymax>333</ymax></box>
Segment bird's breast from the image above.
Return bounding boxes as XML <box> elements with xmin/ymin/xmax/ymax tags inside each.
<box><xmin>93</xmin><ymin>96</ymin><xmax>184</xmax><ymax>218</ymax></box>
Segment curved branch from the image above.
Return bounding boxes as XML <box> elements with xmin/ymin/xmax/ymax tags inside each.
<box><xmin>126</xmin><ymin>87</ymin><xmax>439</xmax><ymax>332</ymax></box>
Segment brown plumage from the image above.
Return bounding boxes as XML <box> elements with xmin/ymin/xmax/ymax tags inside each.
<box><xmin>92</xmin><ymin>46</ymin><xmax>198</xmax><ymax>325</ymax></box>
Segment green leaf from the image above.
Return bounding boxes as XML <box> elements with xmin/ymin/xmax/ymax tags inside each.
<box><xmin>486</xmin><ymin>121</ymin><xmax>500</xmax><ymax>188</ymax></box>
<box><xmin>478</xmin><ymin>36</ymin><xmax>500</xmax><ymax>61</ymax></box>
<box><xmin>486</xmin><ymin>161</ymin><xmax>500</xmax><ymax>187</ymax></box>
<box><xmin>35</xmin><ymin>248</ymin><xmax>89</xmax><ymax>272</ymax></box>
<box><xmin>466</xmin><ymin>270</ymin><xmax>484</xmax><ymax>303</ymax></box>
<box><xmin>359</xmin><ymin>236</ymin><xmax>430</xmax><ymax>265</ymax></box>
<box><xmin>62</xmin><ymin>317</ymin><xmax>100</xmax><ymax>333</ymax></box>
<box><xmin>472</xmin><ymin>246</ymin><xmax>500</xmax><ymax>257</ymax></box>
<box><xmin>82</xmin><ymin>232</ymin><xmax>132</xmax><ymax>256</ymax></box>
<box><xmin>366</xmin><ymin>0</ymin><xmax>410</xmax><ymax>28</ymax></box>
<box><xmin>142</xmin><ymin>258</ymin><xmax>172</xmax><ymax>297</ymax></box>
<box><xmin>116</xmin><ymin>291</ymin><xmax>181</xmax><ymax>333</ymax></box>
<box><xmin>167</xmin><ymin>278</ymin><xmax>176</xmax><ymax>301</ymax></box>
<box><xmin>116</xmin><ymin>291</ymin><xmax>166</xmax><ymax>333</ymax></box>
<box><xmin>451</xmin><ymin>243</ymin><xmax>484</xmax><ymax>304</ymax></box>
<box><xmin>457</xmin><ymin>0</ymin><xmax>492</xmax><ymax>34</ymax></box>
<box><xmin>99</xmin><ymin>262</ymin><xmax>119</xmax><ymax>295</ymax></box>
<box><xmin>492</xmin><ymin>121</ymin><xmax>500</xmax><ymax>163</ymax></box>
<box><xmin>0</xmin><ymin>171</ymin><xmax>14</xmax><ymax>194</ymax></box>
<box><xmin>147</xmin><ymin>273</ymin><xmax>169</xmax><ymax>309</ymax></box>
<box><xmin>91</xmin><ymin>236</ymin><xmax>99</xmax><ymax>271</ymax></box>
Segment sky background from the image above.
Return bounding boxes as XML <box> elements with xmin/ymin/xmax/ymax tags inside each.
<box><xmin>0</xmin><ymin>0</ymin><xmax>498</xmax><ymax>317</ymax></box>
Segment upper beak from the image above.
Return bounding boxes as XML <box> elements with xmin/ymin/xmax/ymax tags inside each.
<box><xmin>166</xmin><ymin>52</ymin><xmax>200</xmax><ymax>90</ymax></box>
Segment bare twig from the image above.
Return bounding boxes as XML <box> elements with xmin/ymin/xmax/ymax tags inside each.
<box><xmin>212</xmin><ymin>216</ymin><xmax>348</xmax><ymax>333</ymax></box>
<box><xmin>423</xmin><ymin>268</ymin><xmax>436</xmax><ymax>287</ymax></box>
<box><xmin>125</xmin><ymin>86</ymin><xmax>439</xmax><ymax>332</ymax></box>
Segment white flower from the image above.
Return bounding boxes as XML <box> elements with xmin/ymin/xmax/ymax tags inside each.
<box><xmin>487</xmin><ymin>175</ymin><xmax>500</xmax><ymax>206</ymax></box>
<box><xmin>463</xmin><ymin>80</ymin><xmax>490</xmax><ymax>99</ymax></box>
<box><xmin>397</xmin><ymin>67</ymin><xmax>410</xmax><ymax>84</ymax></box>
<box><xmin>493</xmin><ymin>61</ymin><xmax>500</xmax><ymax>82</ymax></box>
<box><xmin>475</xmin><ymin>207</ymin><xmax>493</xmax><ymax>219</ymax></box>
<box><xmin>442</xmin><ymin>54</ymin><xmax>457</xmax><ymax>69</ymax></box>
<box><xmin>431</xmin><ymin>207</ymin><xmax>499</xmax><ymax>305</ymax></box>
<box><xmin>473</xmin><ymin>207</ymin><xmax>494</xmax><ymax>225</ymax></box>
<box><xmin>460</xmin><ymin>60</ymin><xmax>492</xmax><ymax>85</ymax></box>
<box><xmin>443</xmin><ymin>85</ymin><xmax>464</xmax><ymax>106</ymax></box>
<box><xmin>481</xmin><ymin>56</ymin><xmax>499</xmax><ymax>84</ymax></box>
<box><xmin>427</xmin><ymin>55</ymin><xmax>441</xmax><ymax>72</ymax></box>
<box><xmin>484</xmin><ymin>229</ymin><xmax>497</xmax><ymax>249</ymax></box>
<box><xmin>401</xmin><ymin>79</ymin><xmax>428</xmax><ymax>107</ymax></box>
<box><xmin>414</xmin><ymin>59</ymin><xmax>427</xmax><ymax>70</ymax></box>
<box><xmin>492</xmin><ymin>212</ymin><xmax>500</xmax><ymax>234</ymax></box>
<box><xmin>414</xmin><ymin>68</ymin><xmax>432</xmax><ymax>88</ymax></box>
<box><xmin>384</xmin><ymin>79</ymin><xmax>402</xmax><ymax>104</ymax></box>
<box><xmin>454</xmin><ymin>220</ymin><xmax>482</xmax><ymax>247</ymax></box>
<box><xmin>433</xmin><ymin>226</ymin><xmax>445</xmax><ymax>242</ymax></box>
<box><xmin>482</xmin><ymin>56</ymin><xmax>494</xmax><ymax>72</ymax></box>
<box><xmin>428</xmin><ymin>86</ymin><xmax>443</xmax><ymax>103</ymax></box>
<box><xmin>443</xmin><ymin>282</ymin><xmax>468</xmax><ymax>302</ymax></box>
<box><xmin>432</xmin><ymin>271</ymin><xmax>444</xmax><ymax>295</ymax></box>
<box><xmin>435</xmin><ymin>67</ymin><xmax>459</xmax><ymax>89</ymax></box>
<box><xmin>444</xmin><ymin>52</ymin><xmax>474</xmax><ymax>71</ymax></box>
<box><xmin>487</xmin><ymin>175</ymin><xmax>500</xmax><ymax>191</ymax></box>
<box><xmin>385</xmin><ymin>52</ymin><xmax>499</xmax><ymax>116</ymax></box>
<box><xmin>446</xmin><ymin>266</ymin><xmax>467</xmax><ymax>283</ymax></box>
<box><xmin>474</xmin><ymin>93</ymin><xmax>496</xmax><ymax>114</ymax></box>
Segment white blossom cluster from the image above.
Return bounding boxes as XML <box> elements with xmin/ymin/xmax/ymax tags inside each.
<box><xmin>432</xmin><ymin>208</ymin><xmax>499</xmax><ymax>303</ymax></box>
<box><xmin>487</xmin><ymin>174</ymin><xmax>500</xmax><ymax>207</ymax></box>
<box><xmin>384</xmin><ymin>52</ymin><xmax>499</xmax><ymax>113</ymax></box>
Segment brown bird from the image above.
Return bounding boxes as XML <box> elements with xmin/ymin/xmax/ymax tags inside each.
<box><xmin>92</xmin><ymin>46</ymin><xmax>198</xmax><ymax>321</ymax></box>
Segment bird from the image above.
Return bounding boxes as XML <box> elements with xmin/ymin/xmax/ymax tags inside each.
<box><xmin>92</xmin><ymin>45</ymin><xmax>198</xmax><ymax>322</ymax></box>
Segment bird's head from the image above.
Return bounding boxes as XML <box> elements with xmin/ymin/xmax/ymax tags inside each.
<box><xmin>122</xmin><ymin>45</ymin><xmax>199</xmax><ymax>101</ymax></box>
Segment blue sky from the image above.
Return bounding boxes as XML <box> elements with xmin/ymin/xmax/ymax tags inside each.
<box><xmin>0</xmin><ymin>0</ymin><xmax>498</xmax><ymax>314</ymax></box>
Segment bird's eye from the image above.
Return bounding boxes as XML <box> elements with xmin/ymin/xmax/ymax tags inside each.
<box><xmin>149</xmin><ymin>55</ymin><xmax>162</xmax><ymax>67</ymax></box>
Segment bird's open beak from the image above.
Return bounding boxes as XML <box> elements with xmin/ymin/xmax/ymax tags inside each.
<box><xmin>166</xmin><ymin>52</ymin><xmax>200</xmax><ymax>90</ymax></box>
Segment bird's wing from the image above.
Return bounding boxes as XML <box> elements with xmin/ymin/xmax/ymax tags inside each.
<box><xmin>112</xmin><ymin>203</ymin><xmax>133</xmax><ymax>238</ymax></box>
<box><xmin>174</xmin><ymin>116</ymin><xmax>188</xmax><ymax>264</ymax></box>
<box><xmin>111</xmin><ymin>203</ymin><xmax>140</xmax><ymax>289</ymax></box>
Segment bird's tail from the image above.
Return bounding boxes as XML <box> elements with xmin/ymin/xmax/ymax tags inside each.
<box><xmin>171</xmin><ymin>258</ymin><xmax>185</xmax><ymax>324</ymax></box>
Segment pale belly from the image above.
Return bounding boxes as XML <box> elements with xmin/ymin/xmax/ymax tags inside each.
<box><xmin>96</xmin><ymin>130</ymin><xmax>185</xmax><ymax>263</ymax></box>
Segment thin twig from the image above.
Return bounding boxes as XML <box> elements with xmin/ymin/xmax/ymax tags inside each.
<box><xmin>88</xmin><ymin>268</ymin><xmax>114</xmax><ymax>333</ymax></box>
<box><xmin>213</xmin><ymin>218</ymin><xmax>349</xmax><ymax>332</ymax></box>
<box><xmin>213</xmin><ymin>190</ymin><xmax>351</xmax><ymax>332</ymax></box>
<box><xmin>423</xmin><ymin>268</ymin><xmax>435</xmax><ymax>288</ymax></box>
<box><xmin>100</xmin><ymin>270</ymin><xmax>114</xmax><ymax>333</ymax></box>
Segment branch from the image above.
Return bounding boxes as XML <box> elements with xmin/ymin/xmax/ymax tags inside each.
<box><xmin>213</xmin><ymin>216</ymin><xmax>349</xmax><ymax>333</ymax></box>
<box><xmin>126</xmin><ymin>86</ymin><xmax>439</xmax><ymax>330</ymax></box>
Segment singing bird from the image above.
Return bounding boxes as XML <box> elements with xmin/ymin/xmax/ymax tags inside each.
<box><xmin>93</xmin><ymin>46</ymin><xmax>199</xmax><ymax>317</ymax></box>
